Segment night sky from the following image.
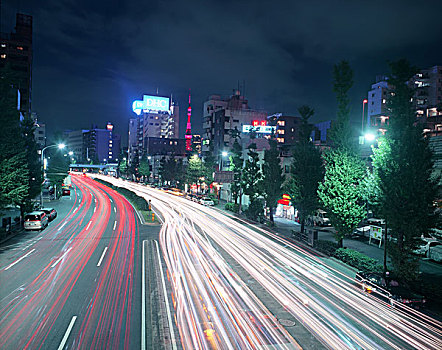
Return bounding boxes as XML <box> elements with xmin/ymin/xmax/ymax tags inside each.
<box><xmin>2</xmin><ymin>0</ymin><xmax>442</xmax><ymax>144</ymax></box>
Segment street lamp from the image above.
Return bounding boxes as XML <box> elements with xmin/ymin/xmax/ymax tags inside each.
<box><xmin>364</xmin><ymin>132</ymin><xmax>376</xmax><ymax>142</ymax></box>
<box><xmin>40</xmin><ymin>143</ymin><xmax>66</xmax><ymax>206</ymax></box>
<box><xmin>362</xmin><ymin>99</ymin><xmax>368</xmax><ymax>132</ymax></box>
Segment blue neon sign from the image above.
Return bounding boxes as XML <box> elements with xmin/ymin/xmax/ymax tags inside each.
<box><xmin>132</xmin><ymin>95</ymin><xmax>170</xmax><ymax>115</ymax></box>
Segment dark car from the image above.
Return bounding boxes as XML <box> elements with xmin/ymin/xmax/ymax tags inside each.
<box><xmin>62</xmin><ymin>186</ymin><xmax>71</xmax><ymax>196</ymax></box>
<box><xmin>355</xmin><ymin>271</ymin><xmax>426</xmax><ymax>308</ymax></box>
<box><xmin>40</xmin><ymin>207</ymin><xmax>57</xmax><ymax>221</ymax></box>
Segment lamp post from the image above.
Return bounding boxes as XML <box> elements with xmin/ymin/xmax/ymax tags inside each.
<box><xmin>362</xmin><ymin>99</ymin><xmax>368</xmax><ymax>133</ymax></box>
<box><xmin>40</xmin><ymin>143</ymin><xmax>65</xmax><ymax>206</ymax></box>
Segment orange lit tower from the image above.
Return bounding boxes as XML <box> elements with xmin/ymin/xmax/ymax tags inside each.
<box><xmin>185</xmin><ymin>93</ymin><xmax>192</xmax><ymax>151</ymax></box>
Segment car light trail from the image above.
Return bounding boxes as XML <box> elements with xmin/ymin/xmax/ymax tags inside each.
<box><xmin>95</xmin><ymin>175</ymin><xmax>442</xmax><ymax>350</ymax></box>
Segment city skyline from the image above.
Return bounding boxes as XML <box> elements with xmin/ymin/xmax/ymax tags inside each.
<box><xmin>2</xmin><ymin>0</ymin><xmax>442</xmax><ymax>144</ymax></box>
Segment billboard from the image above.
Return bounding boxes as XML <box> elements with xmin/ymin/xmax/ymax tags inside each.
<box><xmin>242</xmin><ymin>125</ymin><xmax>276</xmax><ymax>134</ymax></box>
<box><xmin>132</xmin><ymin>95</ymin><xmax>170</xmax><ymax>115</ymax></box>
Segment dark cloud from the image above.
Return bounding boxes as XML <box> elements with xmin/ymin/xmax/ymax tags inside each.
<box><xmin>3</xmin><ymin>0</ymin><xmax>442</xmax><ymax>143</ymax></box>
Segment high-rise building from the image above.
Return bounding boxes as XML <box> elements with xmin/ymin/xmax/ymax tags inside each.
<box><xmin>185</xmin><ymin>94</ymin><xmax>192</xmax><ymax>152</ymax></box>
<box><xmin>66</xmin><ymin>123</ymin><xmax>120</xmax><ymax>163</ymax></box>
<box><xmin>128</xmin><ymin>94</ymin><xmax>180</xmax><ymax>166</ymax></box>
<box><xmin>0</xmin><ymin>13</ymin><xmax>33</xmax><ymax>117</ymax></box>
<box><xmin>366</xmin><ymin>66</ymin><xmax>442</xmax><ymax>136</ymax></box>
<box><xmin>202</xmin><ymin>90</ymin><xmax>267</xmax><ymax>164</ymax></box>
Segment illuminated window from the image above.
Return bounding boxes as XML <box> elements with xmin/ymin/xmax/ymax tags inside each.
<box><xmin>382</xmin><ymin>99</ymin><xmax>386</xmax><ymax>103</ymax></box>
<box><xmin>1</xmin><ymin>44</ymin><xmax>5</xmax><ymax>48</ymax></box>
<box><xmin>17</xmin><ymin>46</ymin><xmax>23</xmax><ymax>51</ymax></box>
<box><xmin>277</xmin><ymin>138</ymin><xmax>284</xmax><ymax>143</ymax></box>
<box><xmin>277</xmin><ymin>120</ymin><xmax>285</xmax><ymax>126</ymax></box>
<box><xmin>1</xmin><ymin>54</ymin><xmax>6</xmax><ymax>59</ymax></box>
<box><xmin>277</xmin><ymin>129</ymin><xmax>284</xmax><ymax>134</ymax></box>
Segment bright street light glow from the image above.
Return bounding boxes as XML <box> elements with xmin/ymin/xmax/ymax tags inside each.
<box><xmin>222</xmin><ymin>151</ymin><xmax>228</xmax><ymax>157</ymax></box>
<box><xmin>68</xmin><ymin>151</ymin><xmax>74</xmax><ymax>156</ymax></box>
<box><xmin>58</xmin><ymin>143</ymin><xmax>66</xmax><ymax>149</ymax></box>
<box><xmin>364</xmin><ymin>133</ymin><xmax>376</xmax><ymax>142</ymax></box>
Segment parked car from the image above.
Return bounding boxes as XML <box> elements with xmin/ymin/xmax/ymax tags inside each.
<box><xmin>62</xmin><ymin>186</ymin><xmax>71</xmax><ymax>196</ymax></box>
<box><xmin>428</xmin><ymin>244</ymin><xmax>442</xmax><ymax>263</ymax></box>
<box><xmin>355</xmin><ymin>271</ymin><xmax>426</xmax><ymax>308</ymax></box>
<box><xmin>307</xmin><ymin>209</ymin><xmax>330</xmax><ymax>227</ymax></box>
<box><xmin>200</xmin><ymin>197</ymin><xmax>214</xmax><ymax>206</ymax></box>
<box><xmin>24</xmin><ymin>211</ymin><xmax>49</xmax><ymax>231</ymax></box>
<box><xmin>40</xmin><ymin>208</ymin><xmax>57</xmax><ymax>221</ymax></box>
<box><xmin>413</xmin><ymin>238</ymin><xmax>441</xmax><ymax>257</ymax></box>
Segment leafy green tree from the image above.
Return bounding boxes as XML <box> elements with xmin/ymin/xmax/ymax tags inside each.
<box><xmin>0</xmin><ymin>64</ymin><xmax>30</xmax><ymax>214</ymax></box>
<box><xmin>186</xmin><ymin>155</ymin><xmax>204</xmax><ymax>190</ymax></box>
<box><xmin>318</xmin><ymin>149</ymin><xmax>366</xmax><ymax>247</ymax></box>
<box><xmin>138</xmin><ymin>158</ymin><xmax>150</xmax><ymax>183</ymax></box>
<box><xmin>159</xmin><ymin>156</ymin><xmax>185</xmax><ymax>188</ymax></box>
<box><xmin>21</xmin><ymin>115</ymin><xmax>42</xmax><ymax>212</ymax></box>
<box><xmin>328</xmin><ymin>60</ymin><xmax>355</xmax><ymax>151</ymax></box>
<box><xmin>373</xmin><ymin>59</ymin><xmax>441</xmax><ymax>280</ymax></box>
<box><xmin>288</xmin><ymin>105</ymin><xmax>324</xmax><ymax>233</ymax></box>
<box><xmin>46</xmin><ymin>150</ymin><xmax>70</xmax><ymax>198</ymax></box>
<box><xmin>118</xmin><ymin>158</ymin><xmax>128</xmax><ymax>178</ymax></box>
<box><xmin>229</xmin><ymin>138</ymin><xmax>243</xmax><ymax>205</ymax></box>
<box><xmin>242</xmin><ymin>143</ymin><xmax>263</xmax><ymax>215</ymax></box>
<box><xmin>262</xmin><ymin>138</ymin><xmax>285</xmax><ymax>224</ymax></box>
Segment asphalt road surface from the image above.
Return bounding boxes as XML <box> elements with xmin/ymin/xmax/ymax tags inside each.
<box><xmin>95</xmin><ymin>174</ymin><xmax>442</xmax><ymax>350</ymax></box>
<box><xmin>0</xmin><ymin>174</ymin><xmax>167</xmax><ymax>349</ymax></box>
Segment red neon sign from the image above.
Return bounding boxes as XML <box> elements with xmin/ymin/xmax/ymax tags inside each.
<box><xmin>252</xmin><ymin>120</ymin><xmax>267</xmax><ymax>127</ymax></box>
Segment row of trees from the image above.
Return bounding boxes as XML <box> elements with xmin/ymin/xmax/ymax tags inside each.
<box><xmin>0</xmin><ymin>66</ymin><xmax>42</xmax><ymax>216</ymax></box>
<box><xmin>0</xmin><ymin>65</ymin><xmax>70</xmax><ymax>217</ymax></box>
<box><xmin>288</xmin><ymin>59</ymin><xmax>440</xmax><ymax>281</ymax></box>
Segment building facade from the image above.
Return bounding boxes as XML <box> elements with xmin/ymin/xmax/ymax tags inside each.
<box><xmin>0</xmin><ymin>13</ymin><xmax>33</xmax><ymax>117</ymax></box>
<box><xmin>202</xmin><ymin>90</ymin><xmax>267</xmax><ymax>164</ymax></box>
<box><xmin>128</xmin><ymin>95</ymin><xmax>180</xmax><ymax>166</ymax></box>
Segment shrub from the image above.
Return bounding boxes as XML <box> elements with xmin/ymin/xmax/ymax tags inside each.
<box><xmin>334</xmin><ymin>248</ymin><xmax>383</xmax><ymax>273</ymax></box>
<box><xmin>93</xmin><ymin>179</ymin><xmax>148</xmax><ymax>211</ymax></box>
<box><xmin>207</xmin><ymin>193</ymin><xmax>219</xmax><ymax>205</ymax></box>
<box><xmin>245</xmin><ymin>198</ymin><xmax>265</xmax><ymax>221</ymax></box>
<box><xmin>225</xmin><ymin>202</ymin><xmax>239</xmax><ymax>212</ymax></box>
<box><xmin>314</xmin><ymin>240</ymin><xmax>339</xmax><ymax>256</ymax></box>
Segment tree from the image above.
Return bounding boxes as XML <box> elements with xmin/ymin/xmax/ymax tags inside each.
<box><xmin>186</xmin><ymin>155</ymin><xmax>204</xmax><ymax>191</ymax></box>
<box><xmin>318</xmin><ymin>149</ymin><xmax>366</xmax><ymax>247</ymax></box>
<box><xmin>318</xmin><ymin>61</ymin><xmax>366</xmax><ymax>247</ymax></box>
<box><xmin>262</xmin><ymin>138</ymin><xmax>285</xmax><ymax>224</ymax></box>
<box><xmin>288</xmin><ymin>105</ymin><xmax>324</xmax><ymax>233</ymax></box>
<box><xmin>373</xmin><ymin>59</ymin><xmax>441</xmax><ymax>281</ymax></box>
<box><xmin>138</xmin><ymin>158</ymin><xmax>150</xmax><ymax>183</ymax></box>
<box><xmin>159</xmin><ymin>156</ymin><xmax>185</xmax><ymax>188</ymax></box>
<box><xmin>21</xmin><ymin>114</ymin><xmax>42</xmax><ymax>213</ymax></box>
<box><xmin>328</xmin><ymin>60</ymin><xmax>355</xmax><ymax>151</ymax></box>
<box><xmin>229</xmin><ymin>138</ymin><xmax>243</xmax><ymax>205</ymax></box>
<box><xmin>242</xmin><ymin>143</ymin><xmax>263</xmax><ymax>217</ymax></box>
<box><xmin>0</xmin><ymin>64</ymin><xmax>30</xmax><ymax>214</ymax></box>
<box><xmin>46</xmin><ymin>150</ymin><xmax>70</xmax><ymax>198</ymax></box>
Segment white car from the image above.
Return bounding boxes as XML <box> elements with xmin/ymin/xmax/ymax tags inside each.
<box><xmin>199</xmin><ymin>197</ymin><xmax>214</xmax><ymax>206</ymax></box>
<box><xmin>413</xmin><ymin>238</ymin><xmax>442</xmax><ymax>257</ymax></box>
<box><xmin>24</xmin><ymin>211</ymin><xmax>49</xmax><ymax>231</ymax></box>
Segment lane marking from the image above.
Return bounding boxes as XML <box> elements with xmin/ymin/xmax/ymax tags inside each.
<box><xmin>51</xmin><ymin>248</ymin><xmax>72</xmax><ymax>268</ymax></box>
<box><xmin>155</xmin><ymin>240</ymin><xmax>177</xmax><ymax>350</ymax></box>
<box><xmin>5</xmin><ymin>249</ymin><xmax>36</xmax><ymax>271</ymax></box>
<box><xmin>141</xmin><ymin>241</ymin><xmax>146</xmax><ymax>350</ymax></box>
<box><xmin>113</xmin><ymin>221</ymin><xmax>117</xmax><ymax>230</ymax></box>
<box><xmin>97</xmin><ymin>247</ymin><xmax>108</xmax><ymax>267</ymax></box>
<box><xmin>58</xmin><ymin>221</ymin><xmax>68</xmax><ymax>231</ymax></box>
<box><xmin>57</xmin><ymin>316</ymin><xmax>77</xmax><ymax>350</ymax></box>
<box><xmin>110</xmin><ymin>198</ymin><xmax>113</xmax><ymax>203</ymax></box>
<box><xmin>113</xmin><ymin>207</ymin><xmax>116</xmax><ymax>213</ymax></box>
<box><xmin>85</xmin><ymin>221</ymin><xmax>92</xmax><ymax>231</ymax></box>
<box><xmin>94</xmin><ymin>206</ymin><xmax>96</xmax><ymax>213</ymax></box>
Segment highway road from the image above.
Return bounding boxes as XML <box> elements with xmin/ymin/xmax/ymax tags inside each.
<box><xmin>0</xmin><ymin>174</ymin><xmax>148</xmax><ymax>349</ymax></box>
<box><xmin>95</xmin><ymin>175</ymin><xmax>442</xmax><ymax>350</ymax></box>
